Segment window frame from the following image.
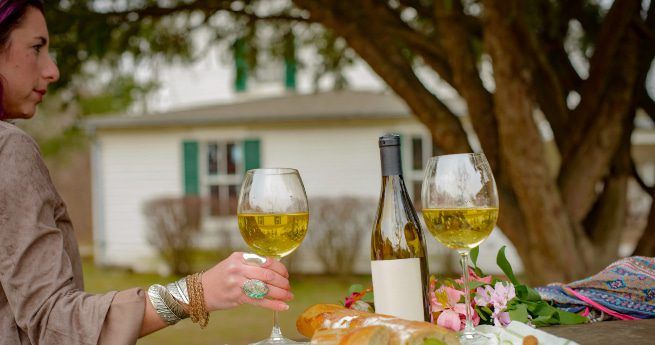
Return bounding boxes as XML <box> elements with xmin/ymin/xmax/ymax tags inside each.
<box><xmin>200</xmin><ymin>140</ymin><xmax>244</xmax><ymax>218</ymax></box>
<box><xmin>404</xmin><ymin>134</ymin><xmax>434</xmax><ymax>209</ymax></box>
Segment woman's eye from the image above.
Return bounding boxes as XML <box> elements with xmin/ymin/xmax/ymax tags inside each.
<box><xmin>32</xmin><ymin>45</ymin><xmax>43</xmax><ymax>53</ymax></box>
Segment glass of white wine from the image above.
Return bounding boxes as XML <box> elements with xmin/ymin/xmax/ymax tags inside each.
<box><xmin>237</xmin><ymin>168</ymin><xmax>309</xmax><ymax>345</ymax></box>
<box><xmin>421</xmin><ymin>153</ymin><xmax>499</xmax><ymax>345</ymax></box>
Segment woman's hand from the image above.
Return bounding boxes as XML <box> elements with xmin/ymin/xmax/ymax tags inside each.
<box><xmin>201</xmin><ymin>252</ymin><xmax>293</xmax><ymax>312</ymax></box>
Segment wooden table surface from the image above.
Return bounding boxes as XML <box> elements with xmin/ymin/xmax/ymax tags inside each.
<box><xmin>544</xmin><ymin>319</ymin><xmax>655</xmax><ymax>345</ymax></box>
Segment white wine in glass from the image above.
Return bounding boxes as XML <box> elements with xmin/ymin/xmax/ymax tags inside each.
<box><xmin>237</xmin><ymin>168</ymin><xmax>309</xmax><ymax>345</ymax></box>
<box><xmin>422</xmin><ymin>153</ymin><xmax>499</xmax><ymax>345</ymax></box>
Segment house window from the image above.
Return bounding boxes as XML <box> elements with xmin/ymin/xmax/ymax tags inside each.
<box><xmin>408</xmin><ymin>136</ymin><xmax>434</xmax><ymax>209</ymax></box>
<box><xmin>204</xmin><ymin>141</ymin><xmax>243</xmax><ymax>216</ymax></box>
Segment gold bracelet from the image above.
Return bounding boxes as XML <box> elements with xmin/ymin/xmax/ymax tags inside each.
<box><xmin>186</xmin><ymin>272</ymin><xmax>210</xmax><ymax>328</ymax></box>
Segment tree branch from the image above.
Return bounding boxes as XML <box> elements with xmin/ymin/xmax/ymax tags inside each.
<box><xmin>582</xmin><ymin>109</ymin><xmax>633</xmax><ymax>271</ymax></box>
<box><xmin>434</xmin><ymin>0</ymin><xmax>499</xmax><ymax>170</ymax></box>
<box><xmin>483</xmin><ymin>0</ymin><xmax>588</xmax><ymax>282</ymax></box>
<box><xmin>633</xmin><ymin>189</ymin><xmax>655</xmax><ymax>256</ymax></box>
<box><xmin>631</xmin><ymin>155</ymin><xmax>655</xmax><ymax>195</ymax></box>
<box><xmin>558</xmin><ymin>29</ymin><xmax>640</xmax><ymax>224</ymax></box>
<box><xmin>561</xmin><ymin>0</ymin><xmax>642</xmax><ymax>163</ymax></box>
<box><xmin>97</xmin><ymin>0</ymin><xmax>309</xmax><ymax>24</ymax></box>
<box><xmin>380</xmin><ymin>19</ymin><xmax>455</xmax><ymax>85</ymax></box>
<box><xmin>640</xmin><ymin>91</ymin><xmax>655</xmax><ymax>123</ymax></box>
<box><xmin>292</xmin><ymin>0</ymin><xmax>471</xmax><ymax>153</ymax></box>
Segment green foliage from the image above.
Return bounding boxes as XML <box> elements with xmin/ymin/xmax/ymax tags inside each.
<box><xmin>39</xmin><ymin>125</ymin><xmax>86</xmax><ymax>158</ymax></box>
<box><xmin>468</xmin><ymin>247</ymin><xmax>588</xmax><ymax>327</ymax></box>
<box><xmin>496</xmin><ymin>246</ymin><xmax>519</xmax><ymax>286</ymax></box>
<box><xmin>470</xmin><ymin>245</ymin><xmax>479</xmax><ymax>266</ymax></box>
<box><xmin>78</xmin><ymin>74</ymin><xmax>158</xmax><ymax>116</ymax></box>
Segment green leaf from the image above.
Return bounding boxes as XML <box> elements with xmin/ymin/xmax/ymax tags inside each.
<box><xmin>468</xmin><ymin>280</ymin><xmax>487</xmax><ymax>290</ymax></box>
<box><xmin>348</xmin><ymin>284</ymin><xmax>363</xmax><ymax>295</ymax></box>
<box><xmin>496</xmin><ymin>246</ymin><xmax>519</xmax><ymax>285</ymax></box>
<box><xmin>515</xmin><ymin>285</ymin><xmax>542</xmax><ymax>302</ymax></box>
<box><xmin>557</xmin><ymin>310</ymin><xmax>588</xmax><ymax>325</ymax></box>
<box><xmin>362</xmin><ymin>291</ymin><xmax>374</xmax><ymax>303</ymax></box>
<box><xmin>470</xmin><ymin>246</ymin><xmax>480</xmax><ymax>267</ymax></box>
<box><xmin>508</xmin><ymin>304</ymin><xmax>529</xmax><ymax>323</ymax></box>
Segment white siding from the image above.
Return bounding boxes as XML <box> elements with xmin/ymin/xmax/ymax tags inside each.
<box><xmin>96</xmin><ymin>130</ymin><xmax>183</xmax><ymax>269</ymax></box>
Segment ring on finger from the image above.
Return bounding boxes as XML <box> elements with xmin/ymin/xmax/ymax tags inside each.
<box><xmin>242</xmin><ymin>279</ymin><xmax>269</xmax><ymax>299</ymax></box>
<box><xmin>242</xmin><ymin>253</ymin><xmax>267</xmax><ymax>266</ymax></box>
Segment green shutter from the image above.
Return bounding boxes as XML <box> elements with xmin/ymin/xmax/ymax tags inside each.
<box><xmin>243</xmin><ymin>139</ymin><xmax>261</xmax><ymax>172</ymax></box>
<box><xmin>183</xmin><ymin>141</ymin><xmax>199</xmax><ymax>195</ymax></box>
<box><xmin>234</xmin><ymin>38</ymin><xmax>249</xmax><ymax>92</ymax></box>
<box><xmin>285</xmin><ymin>58</ymin><xmax>297</xmax><ymax>91</ymax></box>
<box><xmin>283</xmin><ymin>32</ymin><xmax>296</xmax><ymax>91</ymax></box>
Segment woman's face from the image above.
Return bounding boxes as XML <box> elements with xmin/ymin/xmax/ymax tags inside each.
<box><xmin>0</xmin><ymin>7</ymin><xmax>59</xmax><ymax>119</ymax></box>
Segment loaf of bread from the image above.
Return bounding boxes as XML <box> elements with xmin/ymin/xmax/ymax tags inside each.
<box><xmin>309</xmin><ymin>326</ymin><xmax>393</xmax><ymax>345</ymax></box>
<box><xmin>297</xmin><ymin>304</ymin><xmax>460</xmax><ymax>345</ymax></box>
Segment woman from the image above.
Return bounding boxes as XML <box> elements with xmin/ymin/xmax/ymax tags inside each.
<box><xmin>0</xmin><ymin>1</ymin><xmax>293</xmax><ymax>344</ymax></box>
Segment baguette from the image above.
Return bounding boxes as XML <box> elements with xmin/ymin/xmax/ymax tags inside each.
<box><xmin>310</xmin><ymin>326</ymin><xmax>393</xmax><ymax>345</ymax></box>
<box><xmin>297</xmin><ymin>304</ymin><xmax>460</xmax><ymax>345</ymax></box>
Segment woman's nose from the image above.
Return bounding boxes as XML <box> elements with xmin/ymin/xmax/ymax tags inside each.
<box><xmin>43</xmin><ymin>54</ymin><xmax>60</xmax><ymax>83</ymax></box>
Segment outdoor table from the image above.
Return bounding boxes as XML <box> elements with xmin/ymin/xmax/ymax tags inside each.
<box><xmin>295</xmin><ymin>319</ymin><xmax>655</xmax><ymax>344</ymax></box>
<box><xmin>544</xmin><ymin>319</ymin><xmax>655</xmax><ymax>344</ymax></box>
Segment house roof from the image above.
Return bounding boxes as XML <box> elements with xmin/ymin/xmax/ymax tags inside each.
<box><xmin>84</xmin><ymin>90</ymin><xmax>438</xmax><ymax>131</ymax></box>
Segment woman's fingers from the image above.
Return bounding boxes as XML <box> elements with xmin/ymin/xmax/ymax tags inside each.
<box><xmin>238</xmin><ymin>252</ymin><xmax>289</xmax><ymax>279</ymax></box>
<box><xmin>261</xmin><ymin>258</ymin><xmax>289</xmax><ymax>279</ymax></box>
<box><xmin>241</xmin><ymin>265</ymin><xmax>290</xmax><ymax>290</ymax></box>
<box><xmin>245</xmin><ymin>297</ymin><xmax>290</xmax><ymax>312</ymax></box>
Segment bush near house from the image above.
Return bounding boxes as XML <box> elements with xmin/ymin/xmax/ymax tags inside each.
<box><xmin>143</xmin><ymin>196</ymin><xmax>204</xmax><ymax>275</ymax></box>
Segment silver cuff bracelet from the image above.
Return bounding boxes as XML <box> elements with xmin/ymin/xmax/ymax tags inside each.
<box><xmin>147</xmin><ymin>283</ymin><xmax>189</xmax><ymax>325</ymax></box>
<box><xmin>167</xmin><ymin>277</ymin><xmax>190</xmax><ymax>305</ymax></box>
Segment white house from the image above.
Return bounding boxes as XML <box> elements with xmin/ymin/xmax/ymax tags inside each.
<box><xmin>85</xmin><ymin>87</ymin><xmax>655</xmax><ymax>277</ymax></box>
<box><xmin>85</xmin><ymin>90</ymin><xmax>531</xmax><ymax>275</ymax></box>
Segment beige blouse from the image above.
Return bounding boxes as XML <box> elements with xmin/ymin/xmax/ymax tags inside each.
<box><xmin>0</xmin><ymin>121</ymin><xmax>145</xmax><ymax>344</ymax></box>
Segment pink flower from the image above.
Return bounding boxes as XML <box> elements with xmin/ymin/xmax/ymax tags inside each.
<box><xmin>474</xmin><ymin>281</ymin><xmax>516</xmax><ymax>327</ymax></box>
<box><xmin>430</xmin><ymin>284</ymin><xmax>480</xmax><ymax>331</ymax></box>
<box><xmin>455</xmin><ymin>267</ymin><xmax>492</xmax><ymax>285</ymax></box>
<box><xmin>494</xmin><ymin>311</ymin><xmax>511</xmax><ymax>327</ymax></box>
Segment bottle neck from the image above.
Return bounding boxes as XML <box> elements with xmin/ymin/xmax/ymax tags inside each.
<box><xmin>380</xmin><ymin>145</ymin><xmax>402</xmax><ymax>177</ymax></box>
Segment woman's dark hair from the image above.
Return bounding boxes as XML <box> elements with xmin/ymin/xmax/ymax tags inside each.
<box><xmin>0</xmin><ymin>0</ymin><xmax>44</xmax><ymax>119</ymax></box>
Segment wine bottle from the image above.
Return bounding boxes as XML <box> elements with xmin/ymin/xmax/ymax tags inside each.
<box><xmin>371</xmin><ymin>134</ymin><xmax>431</xmax><ymax>322</ymax></box>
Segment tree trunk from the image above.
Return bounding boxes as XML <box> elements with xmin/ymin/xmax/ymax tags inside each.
<box><xmin>291</xmin><ymin>0</ymin><xmax>652</xmax><ymax>283</ymax></box>
<box><xmin>483</xmin><ymin>0</ymin><xmax>587</xmax><ymax>284</ymax></box>
<box><xmin>633</xmin><ymin>191</ymin><xmax>655</xmax><ymax>256</ymax></box>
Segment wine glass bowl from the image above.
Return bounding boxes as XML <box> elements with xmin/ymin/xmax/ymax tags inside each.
<box><xmin>237</xmin><ymin>168</ymin><xmax>309</xmax><ymax>345</ymax></box>
<box><xmin>421</xmin><ymin>153</ymin><xmax>498</xmax><ymax>344</ymax></box>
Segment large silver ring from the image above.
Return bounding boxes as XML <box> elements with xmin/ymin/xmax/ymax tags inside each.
<box><xmin>243</xmin><ymin>253</ymin><xmax>267</xmax><ymax>266</ymax></box>
<box><xmin>242</xmin><ymin>279</ymin><xmax>269</xmax><ymax>299</ymax></box>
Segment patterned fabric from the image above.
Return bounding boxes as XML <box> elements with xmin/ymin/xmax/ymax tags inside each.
<box><xmin>536</xmin><ymin>256</ymin><xmax>655</xmax><ymax>320</ymax></box>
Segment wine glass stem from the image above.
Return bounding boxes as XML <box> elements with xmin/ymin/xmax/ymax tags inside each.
<box><xmin>269</xmin><ymin>311</ymin><xmax>284</xmax><ymax>340</ymax></box>
<box><xmin>459</xmin><ymin>251</ymin><xmax>475</xmax><ymax>335</ymax></box>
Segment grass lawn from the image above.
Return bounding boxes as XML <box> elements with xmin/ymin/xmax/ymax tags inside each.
<box><xmin>82</xmin><ymin>259</ymin><xmax>371</xmax><ymax>345</ymax></box>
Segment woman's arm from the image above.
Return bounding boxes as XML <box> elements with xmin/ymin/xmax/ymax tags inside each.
<box><xmin>0</xmin><ymin>126</ymin><xmax>293</xmax><ymax>343</ymax></box>
<box><xmin>0</xmin><ymin>127</ymin><xmax>130</xmax><ymax>343</ymax></box>
<box><xmin>137</xmin><ymin>251</ymin><xmax>293</xmax><ymax>337</ymax></box>
<box><xmin>140</xmin><ymin>296</ymin><xmax>168</xmax><ymax>336</ymax></box>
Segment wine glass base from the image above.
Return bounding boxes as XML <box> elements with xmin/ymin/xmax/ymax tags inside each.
<box><xmin>459</xmin><ymin>330</ymin><xmax>498</xmax><ymax>345</ymax></box>
<box><xmin>249</xmin><ymin>336</ymin><xmax>308</xmax><ymax>345</ymax></box>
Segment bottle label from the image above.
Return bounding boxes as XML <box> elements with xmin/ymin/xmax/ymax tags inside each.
<box><xmin>371</xmin><ymin>258</ymin><xmax>424</xmax><ymax>321</ymax></box>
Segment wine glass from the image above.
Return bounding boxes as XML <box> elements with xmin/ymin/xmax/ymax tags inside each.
<box><xmin>237</xmin><ymin>168</ymin><xmax>309</xmax><ymax>345</ymax></box>
<box><xmin>421</xmin><ymin>153</ymin><xmax>499</xmax><ymax>345</ymax></box>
